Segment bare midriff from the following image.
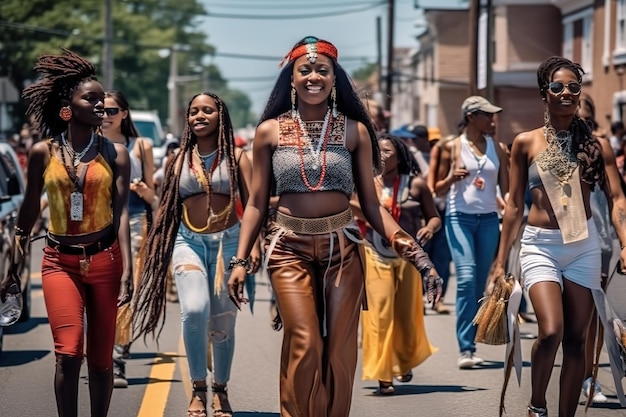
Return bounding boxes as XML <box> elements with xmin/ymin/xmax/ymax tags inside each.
<box><xmin>182</xmin><ymin>192</ymin><xmax>237</xmax><ymax>234</ymax></box>
<box><xmin>276</xmin><ymin>191</ymin><xmax>350</xmax><ymax>218</ymax></box>
<box><xmin>526</xmin><ymin>175</ymin><xmax>593</xmax><ymax>229</ymax></box>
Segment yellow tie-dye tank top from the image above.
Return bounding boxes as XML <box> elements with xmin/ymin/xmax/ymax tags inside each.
<box><xmin>44</xmin><ymin>149</ymin><xmax>114</xmax><ymax>236</ymax></box>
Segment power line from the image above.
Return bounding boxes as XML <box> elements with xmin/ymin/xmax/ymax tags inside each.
<box><xmin>204</xmin><ymin>2</ymin><xmax>384</xmax><ymax>19</ymax></box>
<box><xmin>0</xmin><ymin>20</ymin><xmax>375</xmax><ymax>62</ymax></box>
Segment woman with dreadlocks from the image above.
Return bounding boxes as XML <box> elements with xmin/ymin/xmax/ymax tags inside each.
<box><xmin>227</xmin><ymin>36</ymin><xmax>441</xmax><ymax>417</ymax></box>
<box><xmin>132</xmin><ymin>92</ymin><xmax>258</xmax><ymax>417</ymax></box>
<box><xmin>356</xmin><ymin>133</ymin><xmax>440</xmax><ymax>395</ymax></box>
<box><xmin>493</xmin><ymin>56</ymin><xmax>626</xmax><ymax>417</ymax></box>
<box><xmin>0</xmin><ymin>49</ymin><xmax>132</xmax><ymax>417</ymax></box>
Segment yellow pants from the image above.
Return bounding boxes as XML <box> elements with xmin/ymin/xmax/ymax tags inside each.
<box><xmin>361</xmin><ymin>245</ymin><xmax>437</xmax><ymax>382</ymax></box>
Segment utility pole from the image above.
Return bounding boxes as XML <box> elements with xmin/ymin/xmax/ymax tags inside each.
<box><xmin>385</xmin><ymin>0</ymin><xmax>395</xmax><ymax>113</ymax></box>
<box><xmin>377</xmin><ymin>16</ymin><xmax>383</xmax><ymax>97</ymax></box>
<box><xmin>468</xmin><ymin>0</ymin><xmax>479</xmax><ymax>96</ymax></box>
<box><xmin>168</xmin><ymin>46</ymin><xmax>180</xmax><ymax>137</ymax></box>
<box><xmin>103</xmin><ymin>0</ymin><xmax>113</xmax><ymax>89</ymax></box>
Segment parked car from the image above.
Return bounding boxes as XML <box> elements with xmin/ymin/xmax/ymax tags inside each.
<box><xmin>0</xmin><ymin>142</ymin><xmax>31</xmax><ymax>357</ymax></box>
<box><xmin>131</xmin><ymin>110</ymin><xmax>166</xmax><ymax>168</ymax></box>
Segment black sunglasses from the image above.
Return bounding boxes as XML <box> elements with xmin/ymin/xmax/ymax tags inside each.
<box><xmin>104</xmin><ymin>107</ymin><xmax>121</xmax><ymax>116</ymax></box>
<box><xmin>547</xmin><ymin>81</ymin><xmax>581</xmax><ymax>96</ymax></box>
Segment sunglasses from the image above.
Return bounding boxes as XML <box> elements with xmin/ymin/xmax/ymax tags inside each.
<box><xmin>104</xmin><ymin>107</ymin><xmax>121</xmax><ymax>116</ymax></box>
<box><xmin>547</xmin><ymin>81</ymin><xmax>581</xmax><ymax>96</ymax></box>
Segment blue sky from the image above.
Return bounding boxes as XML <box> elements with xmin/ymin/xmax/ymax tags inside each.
<box><xmin>198</xmin><ymin>0</ymin><xmax>465</xmax><ymax>116</ymax></box>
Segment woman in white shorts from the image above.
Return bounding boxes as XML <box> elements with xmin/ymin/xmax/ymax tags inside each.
<box><xmin>493</xmin><ymin>56</ymin><xmax>626</xmax><ymax>417</ymax></box>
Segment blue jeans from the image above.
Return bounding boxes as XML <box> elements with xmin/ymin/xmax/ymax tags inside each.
<box><xmin>173</xmin><ymin>222</ymin><xmax>239</xmax><ymax>383</ymax></box>
<box><xmin>424</xmin><ymin>209</ymin><xmax>452</xmax><ymax>297</ymax></box>
<box><xmin>445</xmin><ymin>212</ymin><xmax>500</xmax><ymax>353</ymax></box>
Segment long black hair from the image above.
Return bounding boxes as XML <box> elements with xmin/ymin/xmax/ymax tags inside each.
<box><xmin>260</xmin><ymin>36</ymin><xmax>381</xmax><ymax>171</ymax></box>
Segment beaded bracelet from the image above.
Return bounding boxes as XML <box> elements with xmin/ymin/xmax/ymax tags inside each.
<box><xmin>228</xmin><ymin>256</ymin><xmax>249</xmax><ymax>270</ymax></box>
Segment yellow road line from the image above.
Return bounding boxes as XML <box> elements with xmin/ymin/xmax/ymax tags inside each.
<box><xmin>179</xmin><ymin>335</ymin><xmax>192</xmax><ymax>399</ymax></box>
<box><xmin>137</xmin><ymin>352</ymin><xmax>177</xmax><ymax>417</ymax></box>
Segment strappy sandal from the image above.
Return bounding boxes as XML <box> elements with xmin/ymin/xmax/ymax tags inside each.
<box><xmin>188</xmin><ymin>383</ymin><xmax>208</xmax><ymax>417</ymax></box>
<box><xmin>211</xmin><ymin>383</ymin><xmax>233</xmax><ymax>417</ymax></box>
<box><xmin>378</xmin><ymin>380</ymin><xmax>395</xmax><ymax>395</ymax></box>
<box><xmin>395</xmin><ymin>370</ymin><xmax>413</xmax><ymax>383</ymax></box>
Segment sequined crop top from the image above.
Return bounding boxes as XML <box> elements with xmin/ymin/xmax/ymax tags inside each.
<box><xmin>43</xmin><ymin>140</ymin><xmax>114</xmax><ymax>236</ymax></box>
<box><xmin>272</xmin><ymin>112</ymin><xmax>354</xmax><ymax>196</ymax></box>
<box><xmin>178</xmin><ymin>151</ymin><xmax>232</xmax><ymax>199</ymax></box>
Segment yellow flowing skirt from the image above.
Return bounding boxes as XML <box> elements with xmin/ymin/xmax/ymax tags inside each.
<box><xmin>361</xmin><ymin>245</ymin><xmax>437</xmax><ymax>382</ymax></box>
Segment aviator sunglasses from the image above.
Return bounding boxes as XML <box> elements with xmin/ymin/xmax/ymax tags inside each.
<box><xmin>547</xmin><ymin>81</ymin><xmax>581</xmax><ymax>96</ymax></box>
<box><xmin>104</xmin><ymin>107</ymin><xmax>121</xmax><ymax>116</ymax></box>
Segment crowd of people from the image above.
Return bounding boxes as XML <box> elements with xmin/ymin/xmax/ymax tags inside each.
<box><xmin>1</xmin><ymin>40</ymin><xmax>626</xmax><ymax>417</ymax></box>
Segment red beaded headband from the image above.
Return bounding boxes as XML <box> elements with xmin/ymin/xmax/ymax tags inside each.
<box><xmin>280</xmin><ymin>38</ymin><xmax>338</xmax><ymax>67</ymax></box>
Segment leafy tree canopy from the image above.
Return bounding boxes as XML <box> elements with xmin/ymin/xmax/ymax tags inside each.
<box><xmin>0</xmin><ymin>0</ymin><xmax>255</xmax><ymax>136</ymax></box>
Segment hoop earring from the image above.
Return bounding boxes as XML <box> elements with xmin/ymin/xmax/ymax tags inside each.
<box><xmin>291</xmin><ymin>87</ymin><xmax>297</xmax><ymax>118</ymax></box>
<box><xmin>59</xmin><ymin>106</ymin><xmax>72</xmax><ymax>122</ymax></box>
<box><xmin>331</xmin><ymin>86</ymin><xmax>338</xmax><ymax>118</ymax></box>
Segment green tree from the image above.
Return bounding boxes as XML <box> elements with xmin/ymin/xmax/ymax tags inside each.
<box><xmin>0</xmin><ymin>0</ymin><xmax>254</xmax><ymax>135</ymax></box>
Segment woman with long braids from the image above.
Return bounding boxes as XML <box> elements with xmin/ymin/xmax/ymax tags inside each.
<box><xmin>356</xmin><ymin>133</ymin><xmax>440</xmax><ymax>395</ymax></box>
<box><xmin>132</xmin><ymin>92</ymin><xmax>258</xmax><ymax>417</ymax></box>
<box><xmin>0</xmin><ymin>49</ymin><xmax>132</xmax><ymax>417</ymax></box>
<box><xmin>227</xmin><ymin>36</ymin><xmax>442</xmax><ymax>417</ymax></box>
<box><xmin>101</xmin><ymin>90</ymin><xmax>155</xmax><ymax>388</ymax></box>
<box><xmin>493</xmin><ymin>56</ymin><xmax>626</xmax><ymax>417</ymax></box>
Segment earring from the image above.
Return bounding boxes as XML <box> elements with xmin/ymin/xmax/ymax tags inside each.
<box><xmin>331</xmin><ymin>86</ymin><xmax>338</xmax><ymax>118</ymax></box>
<box><xmin>291</xmin><ymin>87</ymin><xmax>297</xmax><ymax>118</ymax></box>
<box><xmin>59</xmin><ymin>106</ymin><xmax>72</xmax><ymax>122</ymax></box>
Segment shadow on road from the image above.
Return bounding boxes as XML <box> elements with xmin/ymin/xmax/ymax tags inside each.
<box><xmin>363</xmin><ymin>384</ymin><xmax>488</xmax><ymax>396</ymax></box>
<box><xmin>4</xmin><ymin>316</ymin><xmax>49</xmax><ymax>335</ymax></box>
<box><xmin>127</xmin><ymin>376</ymin><xmax>182</xmax><ymax>386</ymax></box>
<box><xmin>0</xmin><ymin>349</ymin><xmax>50</xmax><ymax>367</ymax></box>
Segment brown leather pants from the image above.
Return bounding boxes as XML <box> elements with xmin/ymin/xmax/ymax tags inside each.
<box><xmin>265</xmin><ymin>224</ymin><xmax>364</xmax><ymax>417</ymax></box>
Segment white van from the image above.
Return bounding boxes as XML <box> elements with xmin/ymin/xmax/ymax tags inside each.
<box><xmin>131</xmin><ymin>110</ymin><xmax>166</xmax><ymax>168</ymax></box>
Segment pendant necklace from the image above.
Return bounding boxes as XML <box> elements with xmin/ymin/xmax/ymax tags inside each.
<box><xmin>294</xmin><ymin>109</ymin><xmax>331</xmax><ymax>170</ymax></box>
<box><xmin>61</xmin><ymin>131</ymin><xmax>96</xmax><ymax>167</ymax></box>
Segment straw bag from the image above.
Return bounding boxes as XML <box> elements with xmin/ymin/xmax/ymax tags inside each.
<box><xmin>473</xmin><ymin>272</ymin><xmax>517</xmax><ymax>345</ymax></box>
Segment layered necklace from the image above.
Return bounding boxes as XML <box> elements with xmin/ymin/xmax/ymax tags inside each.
<box><xmin>535</xmin><ymin>126</ymin><xmax>578</xmax><ymax>183</ymax></box>
<box><xmin>294</xmin><ymin>109</ymin><xmax>333</xmax><ymax>191</ymax></box>
<box><xmin>189</xmin><ymin>144</ymin><xmax>224</xmax><ymax>228</ymax></box>
<box><xmin>61</xmin><ymin>131</ymin><xmax>96</xmax><ymax>167</ymax></box>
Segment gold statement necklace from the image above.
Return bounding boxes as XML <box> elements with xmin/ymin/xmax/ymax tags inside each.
<box><xmin>534</xmin><ymin>125</ymin><xmax>578</xmax><ymax>208</ymax></box>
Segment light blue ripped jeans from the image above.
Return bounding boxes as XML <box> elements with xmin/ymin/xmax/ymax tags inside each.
<box><xmin>173</xmin><ymin>222</ymin><xmax>239</xmax><ymax>384</ymax></box>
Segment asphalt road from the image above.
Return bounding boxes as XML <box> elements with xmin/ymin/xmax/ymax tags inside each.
<box><xmin>0</xmin><ymin>239</ymin><xmax>625</xmax><ymax>416</ymax></box>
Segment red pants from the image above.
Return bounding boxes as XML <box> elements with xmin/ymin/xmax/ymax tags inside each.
<box><xmin>266</xmin><ymin>225</ymin><xmax>364</xmax><ymax>417</ymax></box>
<box><xmin>41</xmin><ymin>241</ymin><xmax>122</xmax><ymax>371</ymax></box>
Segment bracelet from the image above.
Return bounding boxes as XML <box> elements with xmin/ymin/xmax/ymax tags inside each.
<box><xmin>228</xmin><ymin>256</ymin><xmax>249</xmax><ymax>270</ymax></box>
<box><xmin>14</xmin><ymin>226</ymin><xmax>28</xmax><ymax>237</ymax></box>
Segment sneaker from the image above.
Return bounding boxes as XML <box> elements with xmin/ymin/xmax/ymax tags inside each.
<box><xmin>113</xmin><ymin>360</ymin><xmax>128</xmax><ymax>388</ymax></box>
<box><xmin>458</xmin><ymin>351</ymin><xmax>475</xmax><ymax>369</ymax></box>
<box><xmin>582</xmin><ymin>377</ymin><xmax>608</xmax><ymax>403</ymax></box>
<box><xmin>458</xmin><ymin>351</ymin><xmax>484</xmax><ymax>369</ymax></box>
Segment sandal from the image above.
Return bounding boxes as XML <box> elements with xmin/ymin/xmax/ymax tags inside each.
<box><xmin>378</xmin><ymin>380</ymin><xmax>395</xmax><ymax>395</ymax></box>
<box><xmin>212</xmin><ymin>383</ymin><xmax>233</xmax><ymax>417</ymax></box>
<box><xmin>188</xmin><ymin>383</ymin><xmax>208</xmax><ymax>417</ymax></box>
<box><xmin>395</xmin><ymin>370</ymin><xmax>413</xmax><ymax>383</ymax></box>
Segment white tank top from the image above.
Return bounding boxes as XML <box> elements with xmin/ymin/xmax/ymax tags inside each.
<box><xmin>446</xmin><ymin>134</ymin><xmax>500</xmax><ymax>215</ymax></box>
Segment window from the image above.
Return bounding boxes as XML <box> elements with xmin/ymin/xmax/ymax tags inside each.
<box><xmin>618</xmin><ymin>0</ymin><xmax>626</xmax><ymax>52</ymax></box>
<box><xmin>563</xmin><ymin>7</ymin><xmax>594</xmax><ymax>77</ymax></box>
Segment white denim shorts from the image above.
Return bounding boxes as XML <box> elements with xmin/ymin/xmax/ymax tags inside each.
<box><xmin>519</xmin><ymin>219</ymin><xmax>601</xmax><ymax>291</ymax></box>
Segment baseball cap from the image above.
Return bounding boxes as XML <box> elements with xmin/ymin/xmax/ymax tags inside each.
<box><xmin>409</xmin><ymin>125</ymin><xmax>428</xmax><ymax>139</ymax></box>
<box><xmin>461</xmin><ymin>96</ymin><xmax>502</xmax><ymax>117</ymax></box>
<box><xmin>427</xmin><ymin>127</ymin><xmax>441</xmax><ymax>142</ymax></box>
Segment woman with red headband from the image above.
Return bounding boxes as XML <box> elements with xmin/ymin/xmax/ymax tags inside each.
<box><xmin>228</xmin><ymin>36</ymin><xmax>441</xmax><ymax>417</ymax></box>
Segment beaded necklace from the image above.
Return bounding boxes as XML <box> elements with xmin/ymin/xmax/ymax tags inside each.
<box><xmin>189</xmin><ymin>145</ymin><xmax>224</xmax><ymax>229</ymax></box>
<box><xmin>294</xmin><ymin>109</ymin><xmax>331</xmax><ymax>170</ymax></box>
<box><xmin>294</xmin><ymin>111</ymin><xmax>333</xmax><ymax>191</ymax></box>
